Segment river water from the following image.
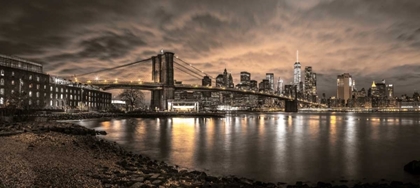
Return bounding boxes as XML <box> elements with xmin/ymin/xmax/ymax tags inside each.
<box><xmin>77</xmin><ymin>112</ymin><xmax>420</xmax><ymax>184</ymax></box>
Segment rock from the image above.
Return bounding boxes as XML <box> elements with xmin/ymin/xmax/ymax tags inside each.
<box><xmin>131</xmin><ymin>177</ymin><xmax>144</xmax><ymax>182</ymax></box>
<box><xmin>149</xmin><ymin>173</ymin><xmax>160</xmax><ymax>179</ymax></box>
<box><xmin>152</xmin><ymin>180</ymin><xmax>162</xmax><ymax>185</ymax></box>
<box><xmin>130</xmin><ymin>182</ymin><xmax>143</xmax><ymax>188</ymax></box>
<box><xmin>404</xmin><ymin>160</ymin><xmax>420</xmax><ymax>174</ymax></box>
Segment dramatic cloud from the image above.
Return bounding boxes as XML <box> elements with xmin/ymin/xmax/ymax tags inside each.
<box><xmin>1</xmin><ymin>0</ymin><xmax>419</xmax><ymax>97</ymax></box>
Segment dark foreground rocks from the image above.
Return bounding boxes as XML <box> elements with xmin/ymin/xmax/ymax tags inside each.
<box><xmin>0</xmin><ymin>122</ymin><xmax>419</xmax><ymax>188</ymax></box>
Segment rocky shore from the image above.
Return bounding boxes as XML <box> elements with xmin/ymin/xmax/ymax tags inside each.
<box><xmin>0</xmin><ymin>122</ymin><xmax>419</xmax><ymax>188</ymax></box>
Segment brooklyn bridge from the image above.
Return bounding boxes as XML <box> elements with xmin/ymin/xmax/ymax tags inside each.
<box><xmin>75</xmin><ymin>51</ymin><xmax>326</xmax><ymax>112</ymax></box>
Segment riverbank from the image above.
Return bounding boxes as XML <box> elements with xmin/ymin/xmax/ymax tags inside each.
<box><xmin>0</xmin><ymin>122</ymin><xmax>419</xmax><ymax>187</ymax></box>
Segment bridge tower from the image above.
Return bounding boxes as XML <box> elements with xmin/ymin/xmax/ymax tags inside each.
<box><xmin>285</xmin><ymin>85</ymin><xmax>298</xmax><ymax>112</ymax></box>
<box><xmin>150</xmin><ymin>52</ymin><xmax>175</xmax><ymax>111</ymax></box>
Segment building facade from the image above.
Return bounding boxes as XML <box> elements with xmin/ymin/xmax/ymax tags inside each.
<box><xmin>337</xmin><ymin>73</ymin><xmax>353</xmax><ymax>103</ymax></box>
<box><xmin>0</xmin><ymin>54</ymin><xmax>111</xmax><ymax>111</ymax></box>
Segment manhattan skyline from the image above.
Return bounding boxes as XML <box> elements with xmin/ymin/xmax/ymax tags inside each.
<box><xmin>0</xmin><ymin>0</ymin><xmax>419</xmax><ymax>97</ymax></box>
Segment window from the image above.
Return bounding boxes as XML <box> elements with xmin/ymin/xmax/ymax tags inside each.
<box><xmin>36</xmin><ymin>100</ymin><xmax>39</xmax><ymax>105</ymax></box>
<box><xmin>29</xmin><ymin>75</ymin><xmax>32</xmax><ymax>80</ymax></box>
<box><xmin>50</xmin><ymin>93</ymin><xmax>53</xmax><ymax>98</ymax></box>
<box><xmin>29</xmin><ymin>84</ymin><xmax>32</xmax><ymax>88</ymax></box>
<box><xmin>60</xmin><ymin>94</ymin><xmax>63</xmax><ymax>99</ymax></box>
<box><xmin>36</xmin><ymin>76</ymin><xmax>40</xmax><ymax>82</ymax></box>
<box><xmin>50</xmin><ymin>100</ymin><xmax>52</xmax><ymax>106</ymax></box>
<box><xmin>44</xmin><ymin>85</ymin><xmax>46</xmax><ymax>89</ymax></box>
<box><xmin>61</xmin><ymin>88</ymin><xmax>63</xmax><ymax>92</ymax></box>
<box><xmin>11</xmin><ymin>90</ymin><xmax>14</xmax><ymax>94</ymax></box>
<box><xmin>50</xmin><ymin>86</ymin><xmax>53</xmax><ymax>91</ymax></box>
<box><xmin>29</xmin><ymin>91</ymin><xmax>32</xmax><ymax>97</ymax></box>
<box><xmin>11</xmin><ymin>71</ymin><xmax>14</xmax><ymax>76</ymax></box>
<box><xmin>11</xmin><ymin>80</ymin><xmax>14</xmax><ymax>85</ymax></box>
<box><xmin>0</xmin><ymin>97</ymin><xmax>3</xmax><ymax>105</ymax></box>
<box><xmin>29</xmin><ymin>99</ymin><xmax>32</xmax><ymax>105</ymax></box>
<box><xmin>37</xmin><ymin>84</ymin><xmax>40</xmax><ymax>89</ymax></box>
<box><xmin>0</xmin><ymin>70</ymin><xmax>3</xmax><ymax>76</ymax></box>
<box><xmin>36</xmin><ymin>92</ymin><xmax>39</xmax><ymax>98</ymax></box>
<box><xmin>0</xmin><ymin>88</ymin><xmax>3</xmax><ymax>95</ymax></box>
<box><xmin>0</xmin><ymin>78</ymin><xmax>3</xmax><ymax>85</ymax></box>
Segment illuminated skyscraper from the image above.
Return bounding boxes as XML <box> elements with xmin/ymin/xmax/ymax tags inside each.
<box><xmin>304</xmin><ymin>66</ymin><xmax>317</xmax><ymax>95</ymax></box>
<box><xmin>266</xmin><ymin>73</ymin><xmax>274</xmax><ymax>93</ymax></box>
<box><xmin>277</xmin><ymin>78</ymin><xmax>283</xmax><ymax>94</ymax></box>
<box><xmin>240</xmin><ymin>71</ymin><xmax>251</xmax><ymax>85</ymax></box>
<box><xmin>337</xmin><ymin>73</ymin><xmax>353</xmax><ymax>102</ymax></box>
<box><xmin>294</xmin><ymin>51</ymin><xmax>301</xmax><ymax>91</ymax></box>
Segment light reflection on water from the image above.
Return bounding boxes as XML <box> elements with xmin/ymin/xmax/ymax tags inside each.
<box><xmin>78</xmin><ymin>112</ymin><xmax>420</xmax><ymax>183</ymax></box>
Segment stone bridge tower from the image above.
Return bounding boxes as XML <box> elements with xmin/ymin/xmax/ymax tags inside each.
<box><xmin>150</xmin><ymin>52</ymin><xmax>175</xmax><ymax>111</ymax></box>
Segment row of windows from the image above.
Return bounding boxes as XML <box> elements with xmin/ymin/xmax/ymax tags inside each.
<box><xmin>0</xmin><ymin>58</ymin><xmax>42</xmax><ymax>73</ymax></box>
<box><xmin>0</xmin><ymin>70</ymin><xmax>44</xmax><ymax>82</ymax></box>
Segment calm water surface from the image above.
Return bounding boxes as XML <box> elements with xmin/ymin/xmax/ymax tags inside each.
<box><xmin>78</xmin><ymin>112</ymin><xmax>420</xmax><ymax>183</ymax></box>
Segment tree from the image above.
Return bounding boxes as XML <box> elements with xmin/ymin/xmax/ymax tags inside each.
<box><xmin>118</xmin><ymin>89</ymin><xmax>145</xmax><ymax>111</ymax></box>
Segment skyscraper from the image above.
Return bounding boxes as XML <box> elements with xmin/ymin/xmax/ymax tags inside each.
<box><xmin>304</xmin><ymin>66</ymin><xmax>317</xmax><ymax>95</ymax></box>
<box><xmin>266</xmin><ymin>73</ymin><xmax>274</xmax><ymax>93</ymax></box>
<box><xmin>202</xmin><ymin>76</ymin><xmax>211</xmax><ymax>86</ymax></box>
<box><xmin>240</xmin><ymin>71</ymin><xmax>251</xmax><ymax>85</ymax></box>
<box><xmin>294</xmin><ymin>51</ymin><xmax>301</xmax><ymax>91</ymax></box>
<box><xmin>277</xmin><ymin>78</ymin><xmax>283</xmax><ymax>94</ymax></box>
<box><xmin>337</xmin><ymin>73</ymin><xmax>353</xmax><ymax>102</ymax></box>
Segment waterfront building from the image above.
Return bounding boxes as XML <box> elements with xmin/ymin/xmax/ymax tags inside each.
<box><xmin>0</xmin><ymin>54</ymin><xmax>49</xmax><ymax>109</ymax></box>
<box><xmin>266</xmin><ymin>73</ymin><xmax>274</xmax><ymax>93</ymax></box>
<box><xmin>49</xmin><ymin>77</ymin><xmax>112</xmax><ymax>111</ymax></box>
<box><xmin>0</xmin><ymin>54</ymin><xmax>111</xmax><ymax>111</ymax></box>
<box><xmin>337</xmin><ymin>73</ymin><xmax>353</xmax><ymax>104</ymax></box>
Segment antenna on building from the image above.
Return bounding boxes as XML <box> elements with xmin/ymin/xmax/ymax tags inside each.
<box><xmin>297</xmin><ymin>50</ymin><xmax>299</xmax><ymax>62</ymax></box>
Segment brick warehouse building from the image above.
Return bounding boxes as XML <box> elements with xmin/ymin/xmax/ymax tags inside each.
<box><xmin>0</xmin><ymin>54</ymin><xmax>111</xmax><ymax>111</ymax></box>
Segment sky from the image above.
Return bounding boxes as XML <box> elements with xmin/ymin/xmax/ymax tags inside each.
<box><xmin>0</xmin><ymin>0</ymin><xmax>420</xmax><ymax>98</ymax></box>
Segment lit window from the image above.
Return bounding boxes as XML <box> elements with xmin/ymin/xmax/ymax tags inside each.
<box><xmin>29</xmin><ymin>84</ymin><xmax>32</xmax><ymax>88</ymax></box>
<box><xmin>50</xmin><ymin>86</ymin><xmax>53</xmax><ymax>91</ymax></box>
<box><xmin>0</xmin><ymin>88</ymin><xmax>3</xmax><ymax>95</ymax></box>
<box><xmin>0</xmin><ymin>78</ymin><xmax>3</xmax><ymax>85</ymax></box>
<box><xmin>11</xmin><ymin>71</ymin><xmax>14</xmax><ymax>76</ymax></box>
<box><xmin>11</xmin><ymin>80</ymin><xmax>14</xmax><ymax>85</ymax></box>
<box><xmin>0</xmin><ymin>97</ymin><xmax>3</xmax><ymax>105</ymax></box>
<box><xmin>36</xmin><ymin>76</ymin><xmax>40</xmax><ymax>82</ymax></box>
<box><xmin>29</xmin><ymin>75</ymin><xmax>32</xmax><ymax>80</ymax></box>
<box><xmin>37</xmin><ymin>84</ymin><xmax>40</xmax><ymax>89</ymax></box>
<box><xmin>0</xmin><ymin>70</ymin><xmax>3</xmax><ymax>76</ymax></box>
<box><xmin>36</xmin><ymin>92</ymin><xmax>39</xmax><ymax>98</ymax></box>
<box><xmin>29</xmin><ymin>91</ymin><xmax>32</xmax><ymax>97</ymax></box>
<box><xmin>60</xmin><ymin>94</ymin><xmax>63</xmax><ymax>99</ymax></box>
<box><xmin>61</xmin><ymin>88</ymin><xmax>63</xmax><ymax>92</ymax></box>
<box><xmin>50</xmin><ymin>100</ymin><xmax>52</xmax><ymax>106</ymax></box>
<box><xmin>50</xmin><ymin>93</ymin><xmax>53</xmax><ymax>98</ymax></box>
<box><xmin>29</xmin><ymin>99</ymin><xmax>32</xmax><ymax>105</ymax></box>
<box><xmin>11</xmin><ymin>90</ymin><xmax>14</xmax><ymax>94</ymax></box>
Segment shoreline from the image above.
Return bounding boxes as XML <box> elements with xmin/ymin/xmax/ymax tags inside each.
<box><xmin>0</xmin><ymin>121</ymin><xmax>419</xmax><ymax>187</ymax></box>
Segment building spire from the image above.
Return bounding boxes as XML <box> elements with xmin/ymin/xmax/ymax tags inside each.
<box><xmin>296</xmin><ymin>50</ymin><xmax>299</xmax><ymax>62</ymax></box>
